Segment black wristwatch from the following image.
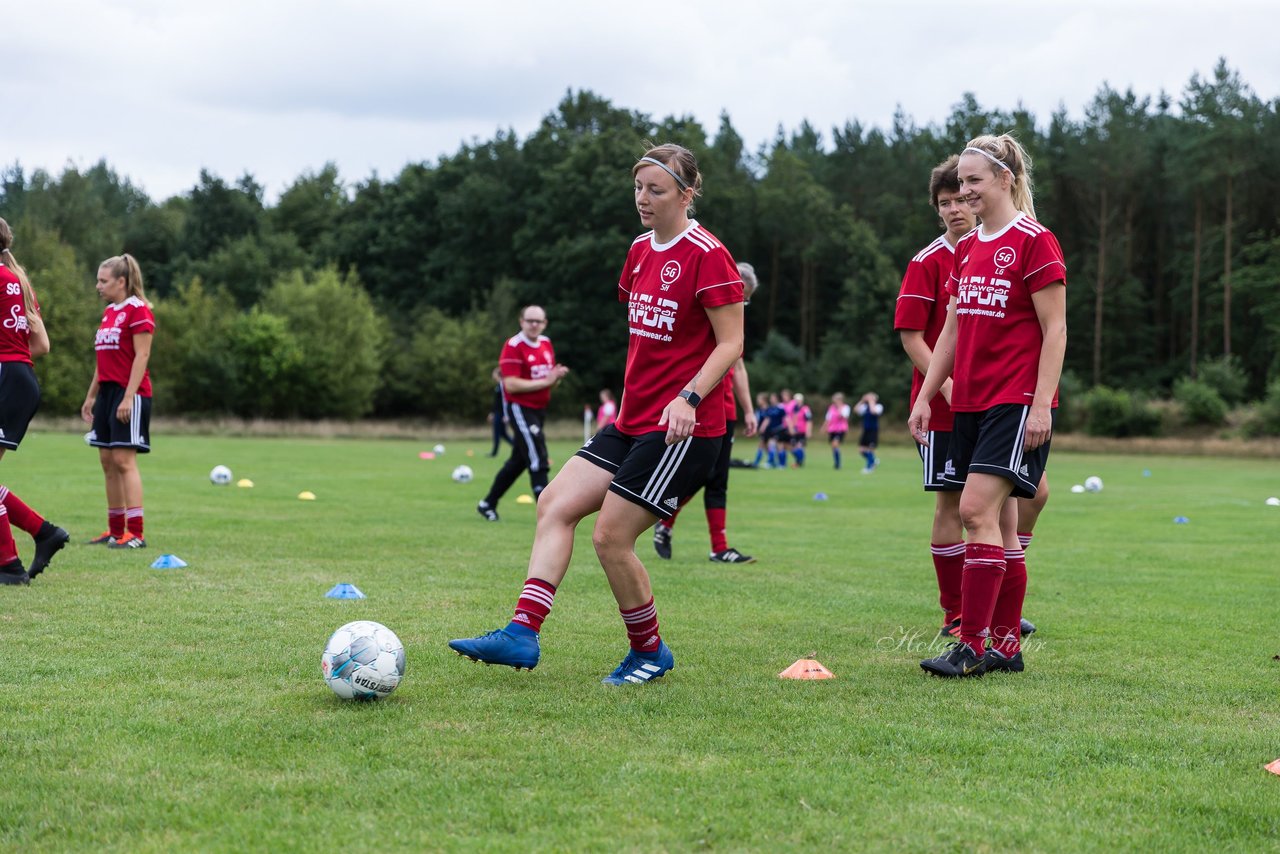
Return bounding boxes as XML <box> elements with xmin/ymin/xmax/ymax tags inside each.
<box><xmin>678</xmin><ymin>389</ymin><xmax>702</xmax><ymax>408</ymax></box>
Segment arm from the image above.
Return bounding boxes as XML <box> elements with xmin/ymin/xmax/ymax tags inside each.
<box><xmin>115</xmin><ymin>332</ymin><xmax>153</xmax><ymax>423</ymax></box>
<box><xmin>659</xmin><ymin>301</ymin><xmax>744</xmax><ymax>445</ymax></box>
<box><xmin>23</xmin><ymin>283</ymin><xmax>49</xmax><ymax>358</ymax></box>
<box><xmin>502</xmin><ymin>367</ymin><xmax>568</xmax><ymax>395</ymax></box>
<box><xmin>81</xmin><ymin>367</ymin><xmax>101</xmax><ymax>422</ymax></box>
<box><xmin>1026</xmin><ymin>283</ymin><xmax>1067</xmax><ymax>450</ymax></box>
<box><xmin>730</xmin><ymin>357</ymin><xmax>757</xmax><ymax>437</ymax></box>
<box><xmin>907</xmin><ymin>297</ymin><xmax>958</xmax><ymax>445</ymax></box>
<box><xmin>900</xmin><ymin>330</ymin><xmax>952</xmax><ymax>404</ymax></box>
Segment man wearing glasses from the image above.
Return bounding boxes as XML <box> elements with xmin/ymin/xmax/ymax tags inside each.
<box><xmin>477</xmin><ymin>306</ymin><xmax>569</xmax><ymax>522</ymax></box>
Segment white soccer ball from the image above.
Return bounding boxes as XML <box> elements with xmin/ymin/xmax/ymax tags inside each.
<box><xmin>451</xmin><ymin>465</ymin><xmax>474</xmax><ymax>483</ymax></box>
<box><xmin>1070</xmin><ymin>484</ymin><xmax>1086</xmax><ymax>494</ymax></box>
<box><xmin>1084</xmin><ymin>476</ymin><xmax>1104</xmax><ymax>493</ymax></box>
<box><xmin>433</xmin><ymin>443</ymin><xmax>446</xmax><ymax>454</ymax></box>
<box><xmin>210</xmin><ymin>465</ymin><xmax>233</xmax><ymax>485</ymax></box>
<box><xmin>321</xmin><ymin>620</ymin><xmax>406</xmax><ymax>700</ymax></box>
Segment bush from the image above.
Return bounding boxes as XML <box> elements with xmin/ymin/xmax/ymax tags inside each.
<box><xmin>1242</xmin><ymin>379</ymin><xmax>1280</xmax><ymax>437</ymax></box>
<box><xmin>1173</xmin><ymin>377</ymin><xmax>1228</xmax><ymax>426</ymax></box>
<box><xmin>1196</xmin><ymin>355</ymin><xmax>1247</xmax><ymax>406</ymax></box>
<box><xmin>1080</xmin><ymin>386</ymin><xmax>1162</xmax><ymax>437</ymax></box>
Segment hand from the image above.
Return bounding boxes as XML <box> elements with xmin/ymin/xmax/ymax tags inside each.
<box><xmin>552</xmin><ymin>364</ymin><xmax>569</xmax><ymax>381</ymax></box>
<box><xmin>1023</xmin><ymin>405</ymin><xmax>1052</xmax><ymax>451</ymax></box>
<box><xmin>81</xmin><ymin>400</ymin><xmax>94</xmax><ymax>423</ymax></box>
<box><xmin>116</xmin><ymin>401</ymin><xmax>132</xmax><ymax>423</ymax></box>
<box><xmin>658</xmin><ymin>396</ymin><xmax>697</xmax><ymax>445</ymax></box>
<box><xmin>907</xmin><ymin>402</ymin><xmax>931</xmax><ymax>446</ymax></box>
<box><xmin>742</xmin><ymin>411</ymin><xmax>758</xmax><ymax>438</ymax></box>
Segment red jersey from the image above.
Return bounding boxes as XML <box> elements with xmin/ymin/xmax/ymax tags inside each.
<box><xmin>0</xmin><ymin>265</ymin><xmax>37</xmax><ymax>365</ymax></box>
<box><xmin>947</xmin><ymin>214</ymin><xmax>1066</xmax><ymax>411</ymax></box>
<box><xmin>95</xmin><ymin>296</ymin><xmax>155</xmax><ymax>396</ymax></box>
<box><xmin>616</xmin><ymin>221</ymin><xmax>743</xmax><ymax>438</ymax></box>
<box><xmin>894</xmin><ymin>234</ymin><xmax>956</xmax><ymax>431</ymax></box>
<box><xmin>499</xmin><ymin>333</ymin><xmax>557</xmax><ymax>409</ymax></box>
<box><xmin>720</xmin><ymin>367</ymin><xmax>736</xmax><ymax>424</ymax></box>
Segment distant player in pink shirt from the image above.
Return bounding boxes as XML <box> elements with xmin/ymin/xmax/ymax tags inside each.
<box><xmin>0</xmin><ymin>218</ymin><xmax>69</xmax><ymax>585</ymax></box>
<box><xmin>822</xmin><ymin>392</ymin><xmax>850</xmax><ymax>469</ymax></box>
<box><xmin>82</xmin><ymin>253</ymin><xmax>155</xmax><ymax>551</ymax></box>
<box><xmin>450</xmin><ymin>144</ymin><xmax>745</xmax><ymax>686</ymax></box>
<box><xmin>596</xmin><ymin>389</ymin><xmax>617</xmax><ymax>429</ymax></box>
<box><xmin>910</xmin><ymin>134</ymin><xmax>1067</xmax><ymax>678</ymax></box>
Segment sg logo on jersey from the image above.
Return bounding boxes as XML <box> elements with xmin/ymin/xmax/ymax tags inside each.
<box><xmin>660</xmin><ymin>261</ymin><xmax>681</xmax><ymax>287</ymax></box>
<box><xmin>994</xmin><ymin>247</ymin><xmax>1016</xmax><ymax>269</ymax></box>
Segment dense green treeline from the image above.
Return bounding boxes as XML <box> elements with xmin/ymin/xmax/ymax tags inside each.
<box><xmin>2</xmin><ymin>59</ymin><xmax>1278</xmax><ymax>430</ymax></box>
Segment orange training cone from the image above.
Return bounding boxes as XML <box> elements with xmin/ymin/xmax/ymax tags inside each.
<box><xmin>1266</xmin><ymin>758</ymin><xmax>1280</xmax><ymax>776</ymax></box>
<box><xmin>779</xmin><ymin>658</ymin><xmax>835</xmax><ymax>680</ymax></box>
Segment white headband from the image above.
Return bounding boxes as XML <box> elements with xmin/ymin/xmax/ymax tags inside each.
<box><xmin>637</xmin><ymin>156</ymin><xmax>690</xmax><ymax>190</ymax></box>
<box><xmin>964</xmin><ymin>146</ymin><xmax>1012</xmax><ymax>173</ymax></box>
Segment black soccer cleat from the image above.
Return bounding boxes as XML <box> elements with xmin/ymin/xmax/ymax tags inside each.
<box><xmin>938</xmin><ymin>617</ymin><xmax>962</xmax><ymax>640</ymax></box>
<box><xmin>652</xmin><ymin>523</ymin><xmax>672</xmax><ymax>560</ymax></box>
<box><xmin>709</xmin><ymin>547</ymin><xmax>755</xmax><ymax>564</ymax></box>
<box><xmin>920</xmin><ymin>641</ymin><xmax>987</xmax><ymax>678</ymax></box>
<box><xmin>1020</xmin><ymin>617</ymin><xmax>1037</xmax><ymax>637</ymax></box>
<box><xmin>0</xmin><ymin>558</ymin><xmax>30</xmax><ymax>586</ymax></box>
<box><xmin>476</xmin><ymin>501</ymin><xmax>499</xmax><ymax>522</ymax></box>
<box><xmin>984</xmin><ymin>648</ymin><xmax>1025</xmax><ymax>673</ymax></box>
<box><xmin>28</xmin><ymin>524</ymin><xmax>70</xmax><ymax>579</ymax></box>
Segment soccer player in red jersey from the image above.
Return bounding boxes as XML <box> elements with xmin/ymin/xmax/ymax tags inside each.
<box><xmin>909</xmin><ymin>135</ymin><xmax>1067</xmax><ymax>677</ymax></box>
<box><xmin>81</xmin><ymin>254</ymin><xmax>155</xmax><ymax>550</ymax></box>
<box><xmin>450</xmin><ymin>143</ymin><xmax>745</xmax><ymax>684</ymax></box>
<box><xmin>0</xmin><ymin>219</ymin><xmax>70</xmax><ymax>585</ymax></box>
<box><xmin>476</xmin><ymin>305</ymin><xmax>568</xmax><ymax>521</ymax></box>
<box><xmin>653</xmin><ymin>261</ymin><xmax>759</xmax><ymax>565</ymax></box>
<box><xmin>897</xmin><ymin>158</ymin><xmax>1049</xmax><ymax>645</ymax></box>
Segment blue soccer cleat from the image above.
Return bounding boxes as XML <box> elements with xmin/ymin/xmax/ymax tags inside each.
<box><xmin>601</xmin><ymin>641</ymin><xmax>675</xmax><ymax>686</ymax></box>
<box><xmin>448</xmin><ymin>627</ymin><xmax>540</xmax><ymax>670</ymax></box>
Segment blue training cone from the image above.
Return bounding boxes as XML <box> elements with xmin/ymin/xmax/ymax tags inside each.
<box><xmin>151</xmin><ymin>554</ymin><xmax>188</xmax><ymax>569</ymax></box>
<box><xmin>814</xmin><ymin>492</ymin><xmax>828</xmax><ymax>501</ymax></box>
<box><xmin>1173</xmin><ymin>516</ymin><xmax>1190</xmax><ymax>525</ymax></box>
<box><xmin>325</xmin><ymin>583</ymin><xmax>366</xmax><ymax>599</ymax></box>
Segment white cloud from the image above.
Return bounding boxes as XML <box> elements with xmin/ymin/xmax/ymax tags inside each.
<box><xmin>8</xmin><ymin>0</ymin><xmax>1276</xmax><ymax>200</ymax></box>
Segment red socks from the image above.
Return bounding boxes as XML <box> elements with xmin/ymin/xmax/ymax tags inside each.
<box><xmin>0</xmin><ymin>487</ymin><xmax>44</xmax><ymax>537</ymax></box>
<box><xmin>991</xmin><ymin>549</ymin><xmax>1028</xmax><ymax>657</ymax></box>
<box><xmin>706</xmin><ymin>507</ymin><xmax>728</xmax><ymax>553</ymax></box>
<box><xmin>512</xmin><ymin>578</ymin><xmax>556</xmax><ymax>632</ymax></box>
<box><xmin>931</xmin><ymin>542</ymin><xmax>965</xmax><ymax>624</ymax></box>
<box><xmin>126</xmin><ymin>507</ymin><xmax>144</xmax><ymax>538</ymax></box>
<box><xmin>959</xmin><ymin>543</ymin><xmax>1006</xmax><ymax>656</ymax></box>
<box><xmin>1018</xmin><ymin>531</ymin><xmax>1034</xmax><ymax>549</ymax></box>
<box><xmin>620</xmin><ymin>597</ymin><xmax>661</xmax><ymax>652</ymax></box>
<box><xmin>108</xmin><ymin>507</ymin><xmax>126</xmax><ymax>539</ymax></box>
<box><xmin>0</xmin><ymin>505</ymin><xmax>16</xmax><ymax>564</ymax></box>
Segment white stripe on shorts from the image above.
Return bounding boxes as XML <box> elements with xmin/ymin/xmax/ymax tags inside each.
<box><xmin>641</xmin><ymin>438</ymin><xmax>691</xmax><ymax>506</ymax></box>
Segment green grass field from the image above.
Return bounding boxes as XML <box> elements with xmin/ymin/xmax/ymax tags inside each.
<box><xmin>2</xmin><ymin>432</ymin><xmax>1278</xmax><ymax>851</ymax></box>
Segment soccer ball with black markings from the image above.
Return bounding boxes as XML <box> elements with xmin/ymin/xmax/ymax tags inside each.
<box><xmin>210</xmin><ymin>465</ymin><xmax>233</xmax><ymax>485</ymax></box>
<box><xmin>321</xmin><ymin>621</ymin><xmax>406</xmax><ymax>700</ymax></box>
<box><xmin>451</xmin><ymin>465</ymin><xmax>474</xmax><ymax>483</ymax></box>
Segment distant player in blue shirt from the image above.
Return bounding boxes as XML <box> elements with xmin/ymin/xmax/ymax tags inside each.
<box><xmin>854</xmin><ymin>391</ymin><xmax>883</xmax><ymax>473</ymax></box>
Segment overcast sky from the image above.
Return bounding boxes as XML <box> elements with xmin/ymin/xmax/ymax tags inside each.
<box><xmin>10</xmin><ymin>0</ymin><xmax>1276</xmax><ymax>202</ymax></box>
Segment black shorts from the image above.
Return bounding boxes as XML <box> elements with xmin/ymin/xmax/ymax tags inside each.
<box><xmin>918</xmin><ymin>430</ymin><xmax>962</xmax><ymax>493</ymax></box>
<box><xmin>789</xmin><ymin>433</ymin><xmax>807</xmax><ymax>447</ymax></box>
<box><xmin>827</xmin><ymin>431</ymin><xmax>846</xmax><ymax>442</ymax></box>
<box><xmin>0</xmin><ymin>361</ymin><xmax>41</xmax><ymax>450</ymax></box>
<box><xmin>945</xmin><ymin>404</ymin><xmax>1052</xmax><ymax>499</ymax></box>
<box><xmin>859</xmin><ymin>428</ymin><xmax>879</xmax><ymax>448</ymax></box>
<box><xmin>576</xmin><ymin>424</ymin><xmax>721</xmax><ymax>519</ymax></box>
<box><xmin>506</xmin><ymin>402</ymin><xmax>549</xmax><ymax>473</ymax></box>
<box><xmin>89</xmin><ymin>382</ymin><xmax>152</xmax><ymax>453</ymax></box>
